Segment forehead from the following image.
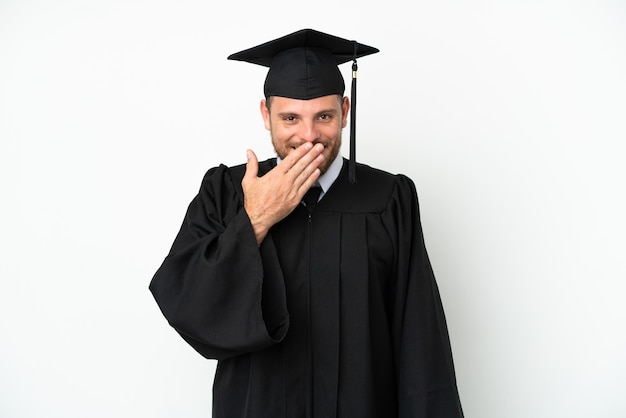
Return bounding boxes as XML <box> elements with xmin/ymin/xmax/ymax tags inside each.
<box><xmin>270</xmin><ymin>95</ymin><xmax>342</xmax><ymax>114</ymax></box>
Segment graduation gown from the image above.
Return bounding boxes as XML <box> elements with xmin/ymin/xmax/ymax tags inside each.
<box><xmin>149</xmin><ymin>158</ymin><xmax>464</xmax><ymax>418</ymax></box>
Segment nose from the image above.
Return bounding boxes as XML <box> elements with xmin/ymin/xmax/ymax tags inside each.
<box><xmin>298</xmin><ymin>120</ymin><xmax>320</xmax><ymax>143</ymax></box>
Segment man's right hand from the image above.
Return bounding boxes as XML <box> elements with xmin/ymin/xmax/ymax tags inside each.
<box><xmin>242</xmin><ymin>143</ymin><xmax>325</xmax><ymax>244</ymax></box>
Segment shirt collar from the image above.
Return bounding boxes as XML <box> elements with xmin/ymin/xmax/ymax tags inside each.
<box><xmin>316</xmin><ymin>153</ymin><xmax>342</xmax><ymax>197</ymax></box>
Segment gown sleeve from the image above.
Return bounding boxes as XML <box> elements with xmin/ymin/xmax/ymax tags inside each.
<box><xmin>149</xmin><ymin>164</ymin><xmax>289</xmax><ymax>361</ymax></box>
<box><xmin>385</xmin><ymin>175</ymin><xmax>464</xmax><ymax>418</ymax></box>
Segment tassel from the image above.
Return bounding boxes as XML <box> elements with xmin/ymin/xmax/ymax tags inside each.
<box><xmin>349</xmin><ymin>42</ymin><xmax>358</xmax><ymax>184</ymax></box>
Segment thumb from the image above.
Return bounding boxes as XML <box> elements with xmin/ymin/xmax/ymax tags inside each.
<box><xmin>244</xmin><ymin>149</ymin><xmax>259</xmax><ymax>180</ymax></box>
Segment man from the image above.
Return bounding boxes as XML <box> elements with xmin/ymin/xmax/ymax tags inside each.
<box><xmin>150</xmin><ymin>29</ymin><xmax>464</xmax><ymax>418</ymax></box>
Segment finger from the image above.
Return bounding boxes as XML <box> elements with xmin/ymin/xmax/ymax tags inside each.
<box><xmin>289</xmin><ymin>144</ymin><xmax>325</xmax><ymax>183</ymax></box>
<box><xmin>278</xmin><ymin>142</ymin><xmax>315</xmax><ymax>172</ymax></box>
<box><xmin>297</xmin><ymin>168</ymin><xmax>322</xmax><ymax>197</ymax></box>
<box><xmin>244</xmin><ymin>149</ymin><xmax>259</xmax><ymax>180</ymax></box>
<box><xmin>284</xmin><ymin>142</ymin><xmax>324</xmax><ymax>173</ymax></box>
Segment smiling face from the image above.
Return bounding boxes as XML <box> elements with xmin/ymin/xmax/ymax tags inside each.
<box><xmin>260</xmin><ymin>94</ymin><xmax>350</xmax><ymax>174</ymax></box>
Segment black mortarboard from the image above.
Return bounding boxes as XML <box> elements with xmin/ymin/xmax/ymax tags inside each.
<box><xmin>227</xmin><ymin>28</ymin><xmax>379</xmax><ymax>183</ymax></box>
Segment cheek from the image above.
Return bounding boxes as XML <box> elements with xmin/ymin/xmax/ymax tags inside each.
<box><xmin>323</xmin><ymin>124</ymin><xmax>343</xmax><ymax>142</ymax></box>
<box><xmin>271</xmin><ymin>122</ymin><xmax>294</xmax><ymax>138</ymax></box>
<box><xmin>270</xmin><ymin>127</ymin><xmax>294</xmax><ymax>151</ymax></box>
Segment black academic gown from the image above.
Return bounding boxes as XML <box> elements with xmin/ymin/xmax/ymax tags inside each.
<box><xmin>150</xmin><ymin>158</ymin><xmax>464</xmax><ymax>418</ymax></box>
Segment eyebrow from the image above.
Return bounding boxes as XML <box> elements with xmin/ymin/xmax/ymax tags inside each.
<box><xmin>276</xmin><ymin>108</ymin><xmax>339</xmax><ymax>119</ymax></box>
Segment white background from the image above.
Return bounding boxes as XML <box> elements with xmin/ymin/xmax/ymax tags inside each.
<box><xmin>1</xmin><ymin>1</ymin><xmax>625</xmax><ymax>417</ymax></box>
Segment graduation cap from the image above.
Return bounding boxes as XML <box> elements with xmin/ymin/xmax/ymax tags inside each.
<box><xmin>227</xmin><ymin>29</ymin><xmax>379</xmax><ymax>183</ymax></box>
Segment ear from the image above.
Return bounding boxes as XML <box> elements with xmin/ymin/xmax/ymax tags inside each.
<box><xmin>260</xmin><ymin>99</ymin><xmax>271</xmax><ymax>130</ymax></box>
<box><xmin>341</xmin><ymin>96</ymin><xmax>350</xmax><ymax>128</ymax></box>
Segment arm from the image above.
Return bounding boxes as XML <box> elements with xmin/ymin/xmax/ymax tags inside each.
<box><xmin>149</xmin><ymin>165</ymin><xmax>288</xmax><ymax>360</ymax></box>
<box><xmin>149</xmin><ymin>143</ymin><xmax>325</xmax><ymax>360</ymax></box>
<box><xmin>386</xmin><ymin>176</ymin><xmax>464</xmax><ymax>417</ymax></box>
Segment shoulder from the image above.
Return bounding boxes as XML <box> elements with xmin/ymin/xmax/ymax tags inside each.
<box><xmin>324</xmin><ymin>160</ymin><xmax>417</xmax><ymax>213</ymax></box>
<box><xmin>207</xmin><ymin>159</ymin><xmax>275</xmax><ymax>183</ymax></box>
<box><xmin>355</xmin><ymin>161</ymin><xmax>415</xmax><ymax>190</ymax></box>
<box><xmin>199</xmin><ymin>159</ymin><xmax>276</xmax><ymax>199</ymax></box>
<box><xmin>358</xmin><ymin>162</ymin><xmax>417</xmax><ymax>207</ymax></box>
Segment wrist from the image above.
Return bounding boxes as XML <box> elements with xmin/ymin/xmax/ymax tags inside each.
<box><xmin>246</xmin><ymin>210</ymin><xmax>270</xmax><ymax>245</ymax></box>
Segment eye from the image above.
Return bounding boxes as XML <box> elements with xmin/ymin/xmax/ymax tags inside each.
<box><xmin>318</xmin><ymin>113</ymin><xmax>332</xmax><ymax>121</ymax></box>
